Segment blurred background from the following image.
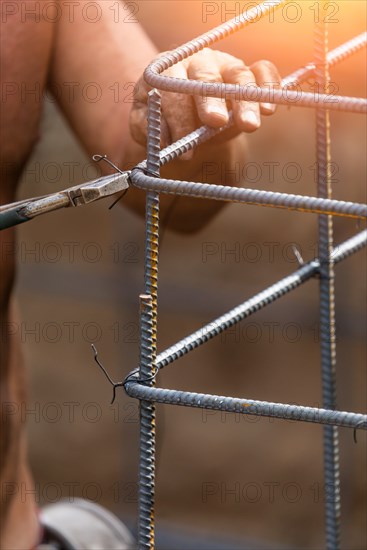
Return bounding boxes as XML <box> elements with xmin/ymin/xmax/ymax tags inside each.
<box><xmin>13</xmin><ymin>1</ymin><xmax>366</xmax><ymax>548</ymax></box>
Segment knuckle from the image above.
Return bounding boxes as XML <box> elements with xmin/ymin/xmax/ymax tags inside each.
<box><xmin>194</xmin><ymin>71</ymin><xmax>222</xmax><ymax>83</ymax></box>
<box><xmin>132</xmin><ymin>79</ymin><xmax>147</xmax><ymax>102</ymax></box>
<box><xmin>129</xmin><ymin>108</ymin><xmax>147</xmax><ymax>145</ymax></box>
<box><xmin>228</xmin><ymin>64</ymin><xmax>253</xmax><ymax>81</ymax></box>
<box><xmin>252</xmin><ymin>59</ymin><xmax>274</xmax><ymax>70</ymax></box>
<box><xmin>251</xmin><ymin>59</ymin><xmax>280</xmax><ymax>79</ymax></box>
<box><xmin>197</xmin><ymin>47</ymin><xmax>212</xmax><ymax>57</ymax></box>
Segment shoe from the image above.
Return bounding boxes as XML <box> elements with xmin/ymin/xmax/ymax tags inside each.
<box><xmin>38</xmin><ymin>499</ymin><xmax>135</xmax><ymax>550</ymax></box>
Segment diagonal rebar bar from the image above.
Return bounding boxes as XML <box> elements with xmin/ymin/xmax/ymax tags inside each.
<box><xmin>282</xmin><ymin>32</ymin><xmax>367</xmax><ymax>88</ymax></box>
<box><xmin>155</xmin><ymin>231</ymin><xmax>367</xmax><ymax>371</ymax></box>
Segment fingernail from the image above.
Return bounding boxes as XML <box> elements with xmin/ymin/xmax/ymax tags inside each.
<box><xmin>243</xmin><ymin>111</ymin><xmax>260</xmax><ymax>128</ymax></box>
<box><xmin>180</xmin><ymin>149</ymin><xmax>193</xmax><ymax>161</ymax></box>
<box><xmin>207</xmin><ymin>105</ymin><xmax>228</xmax><ymax>121</ymax></box>
<box><xmin>262</xmin><ymin>103</ymin><xmax>275</xmax><ymax>113</ymax></box>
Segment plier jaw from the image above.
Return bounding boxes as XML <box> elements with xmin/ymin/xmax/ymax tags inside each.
<box><xmin>67</xmin><ymin>171</ymin><xmax>130</xmax><ymax>207</ymax></box>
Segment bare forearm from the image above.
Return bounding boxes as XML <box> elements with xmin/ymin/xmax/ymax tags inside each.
<box><xmin>49</xmin><ymin>1</ymin><xmax>278</xmax><ymax>233</ymax></box>
<box><xmin>49</xmin><ymin>1</ymin><xmax>158</xmax><ymax>163</ymax></box>
<box><xmin>48</xmin><ymin>1</ymin><xmax>226</xmax><ymax>232</ymax></box>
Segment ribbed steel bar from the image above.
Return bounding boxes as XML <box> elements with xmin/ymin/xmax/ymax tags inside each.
<box><xmin>315</xmin><ymin>11</ymin><xmax>340</xmax><ymax>549</ymax></box>
<box><xmin>135</xmin><ymin>35</ymin><xmax>367</xmax><ymax>169</ymax></box>
<box><xmin>130</xmin><ymin>168</ymin><xmax>367</xmax><ymax>220</ymax></box>
<box><xmin>138</xmin><ymin>90</ymin><xmax>161</xmax><ymax>550</ymax></box>
<box><xmin>157</xmin><ymin>261</ymin><xmax>318</xmax><ymax>369</ymax></box>
<box><xmin>145</xmin><ymin>63</ymin><xmax>367</xmax><ymax>114</ymax></box>
<box><xmin>326</xmin><ymin>31</ymin><xmax>366</xmax><ymax>66</ymax></box>
<box><xmin>125</xmin><ymin>384</ymin><xmax>367</xmax><ymax>433</ymax></box>
<box><xmin>143</xmin><ymin>1</ymin><xmax>367</xmax><ymax>114</ymax></box>
<box><xmin>158</xmin><ymin>115</ymin><xmax>234</xmax><ymax>166</ymax></box>
<box><xmin>155</xmin><ymin>230</ymin><xmax>367</xmax><ymax>370</ymax></box>
<box><xmin>148</xmin><ymin>0</ymin><xmax>286</xmax><ymax>64</ymax></box>
<box><xmin>147</xmin><ymin>71</ymin><xmax>366</xmax><ymax>114</ymax></box>
<box><xmin>332</xmin><ymin>229</ymin><xmax>367</xmax><ymax>262</ymax></box>
<box><xmin>282</xmin><ymin>32</ymin><xmax>367</xmax><ymax>88</ymax></box>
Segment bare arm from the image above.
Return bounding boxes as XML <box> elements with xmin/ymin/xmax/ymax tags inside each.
<box><xmin>50</xmin><ymin>1</ymin><xmax>280</xmax><ymax>232</ymax></box>
<box><xmin>49</xmin><ymin>1</ymin><xmax>157</xmax><ymax>164</ymax></box>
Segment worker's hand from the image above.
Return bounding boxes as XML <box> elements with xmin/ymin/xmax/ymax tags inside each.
<box><xmin>129</xmin><ymin>48</ymin><xmax>281</xmax><ymax>159</ymax></box>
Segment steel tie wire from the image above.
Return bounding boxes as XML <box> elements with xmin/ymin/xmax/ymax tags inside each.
<box><xmin>138</xmin><ymin>90</ymin><xmax>161</xmax><ymax>550</ymax></box>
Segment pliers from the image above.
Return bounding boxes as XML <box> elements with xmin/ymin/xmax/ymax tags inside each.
<box><xmin>0</xmin><ymin>159</ymin><xmax>130</xmax><ymax>231</ymax></box>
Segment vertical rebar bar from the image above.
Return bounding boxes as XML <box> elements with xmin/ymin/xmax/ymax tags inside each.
<box><xmin>314</xmin><ymin>5</ymin><xmax>341</xmax><ymax>549</ymax></box>
<box><xmin>138</xmin><ymin>89</ymin><xmax>161</xmax><ymax>550</ymax></box>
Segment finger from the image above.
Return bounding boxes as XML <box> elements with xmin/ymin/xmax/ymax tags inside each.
<box><xmin>161</xmin><ymin>61</ymin><xmax>198</xmax><ymax>160</ymax></box>
<box><xmin>130</xmin><ymin>76</ymin><xmax>171</xmax><ymax>149</ymax></box>
<box><xmin>130</xmin><ymin>101</ymin><xmax>172</xmax><ymax>152</ymax></box>
<box><xmin>186</xmin><ymin>48</ymin><xmax>229</xmax><ymax>128</ymax></box>
<box><xmin>250</xmin><ymin>60</ymin><xmax>282</xmax><ymax>115</ymax></box>
<box><xmin>129</xmin><ymin>76</ymin><xmax>149</xmax><ymax>147</ymax></box>
<box><xmin>218</xmin><ymin>51</ymin><xmax>261</xmax><ymax>133</ymax></box>
<box><xmin>131</xmin><ymin>50</ymin><xmax>172</xmax><ymax>104</ymax></box>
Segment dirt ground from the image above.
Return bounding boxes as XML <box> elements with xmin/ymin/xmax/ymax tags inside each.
<box><xmin>12</xmin><ymin>1</ymin><xmax>366</xmax><ymax>548</ymax></box>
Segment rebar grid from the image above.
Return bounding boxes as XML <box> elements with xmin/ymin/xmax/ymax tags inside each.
<box><xmin>126</xmin><ymin>3</ymin><xmax>367</xmax><ymax>549</ymax></box>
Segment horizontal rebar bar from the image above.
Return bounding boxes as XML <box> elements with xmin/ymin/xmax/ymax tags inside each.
<box><xmin>152</xmin><ymin>35</ymin><xmax>367</xmax><ymax>169</ymax></box>
<box><xmin>148</xmin><ymin>34</ymin><xmax>365</xmax><ymax>168</ymax></box>
<box><xmin>125</xmin><ymin>384</ymin><xmax>367</xmax><ymax>432</ymax></box>
<box><xmin>143</xmin><ymin>1</ymin><xmax>367</xmax><ymax>114</ymax></box>
<box><xmin>146</xmin><ymin>73</ymin><xmax>366</xmax><ymax>115</ymax></box>
<box><xmin>155</xmin><ymin>230</ymin><xmax>367</xmax><ymax>370</ymax></box>
<box><xmin>130</xmin><ymin>168</ymin><xmax>367</xmax><ymax>220</ymax></box>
